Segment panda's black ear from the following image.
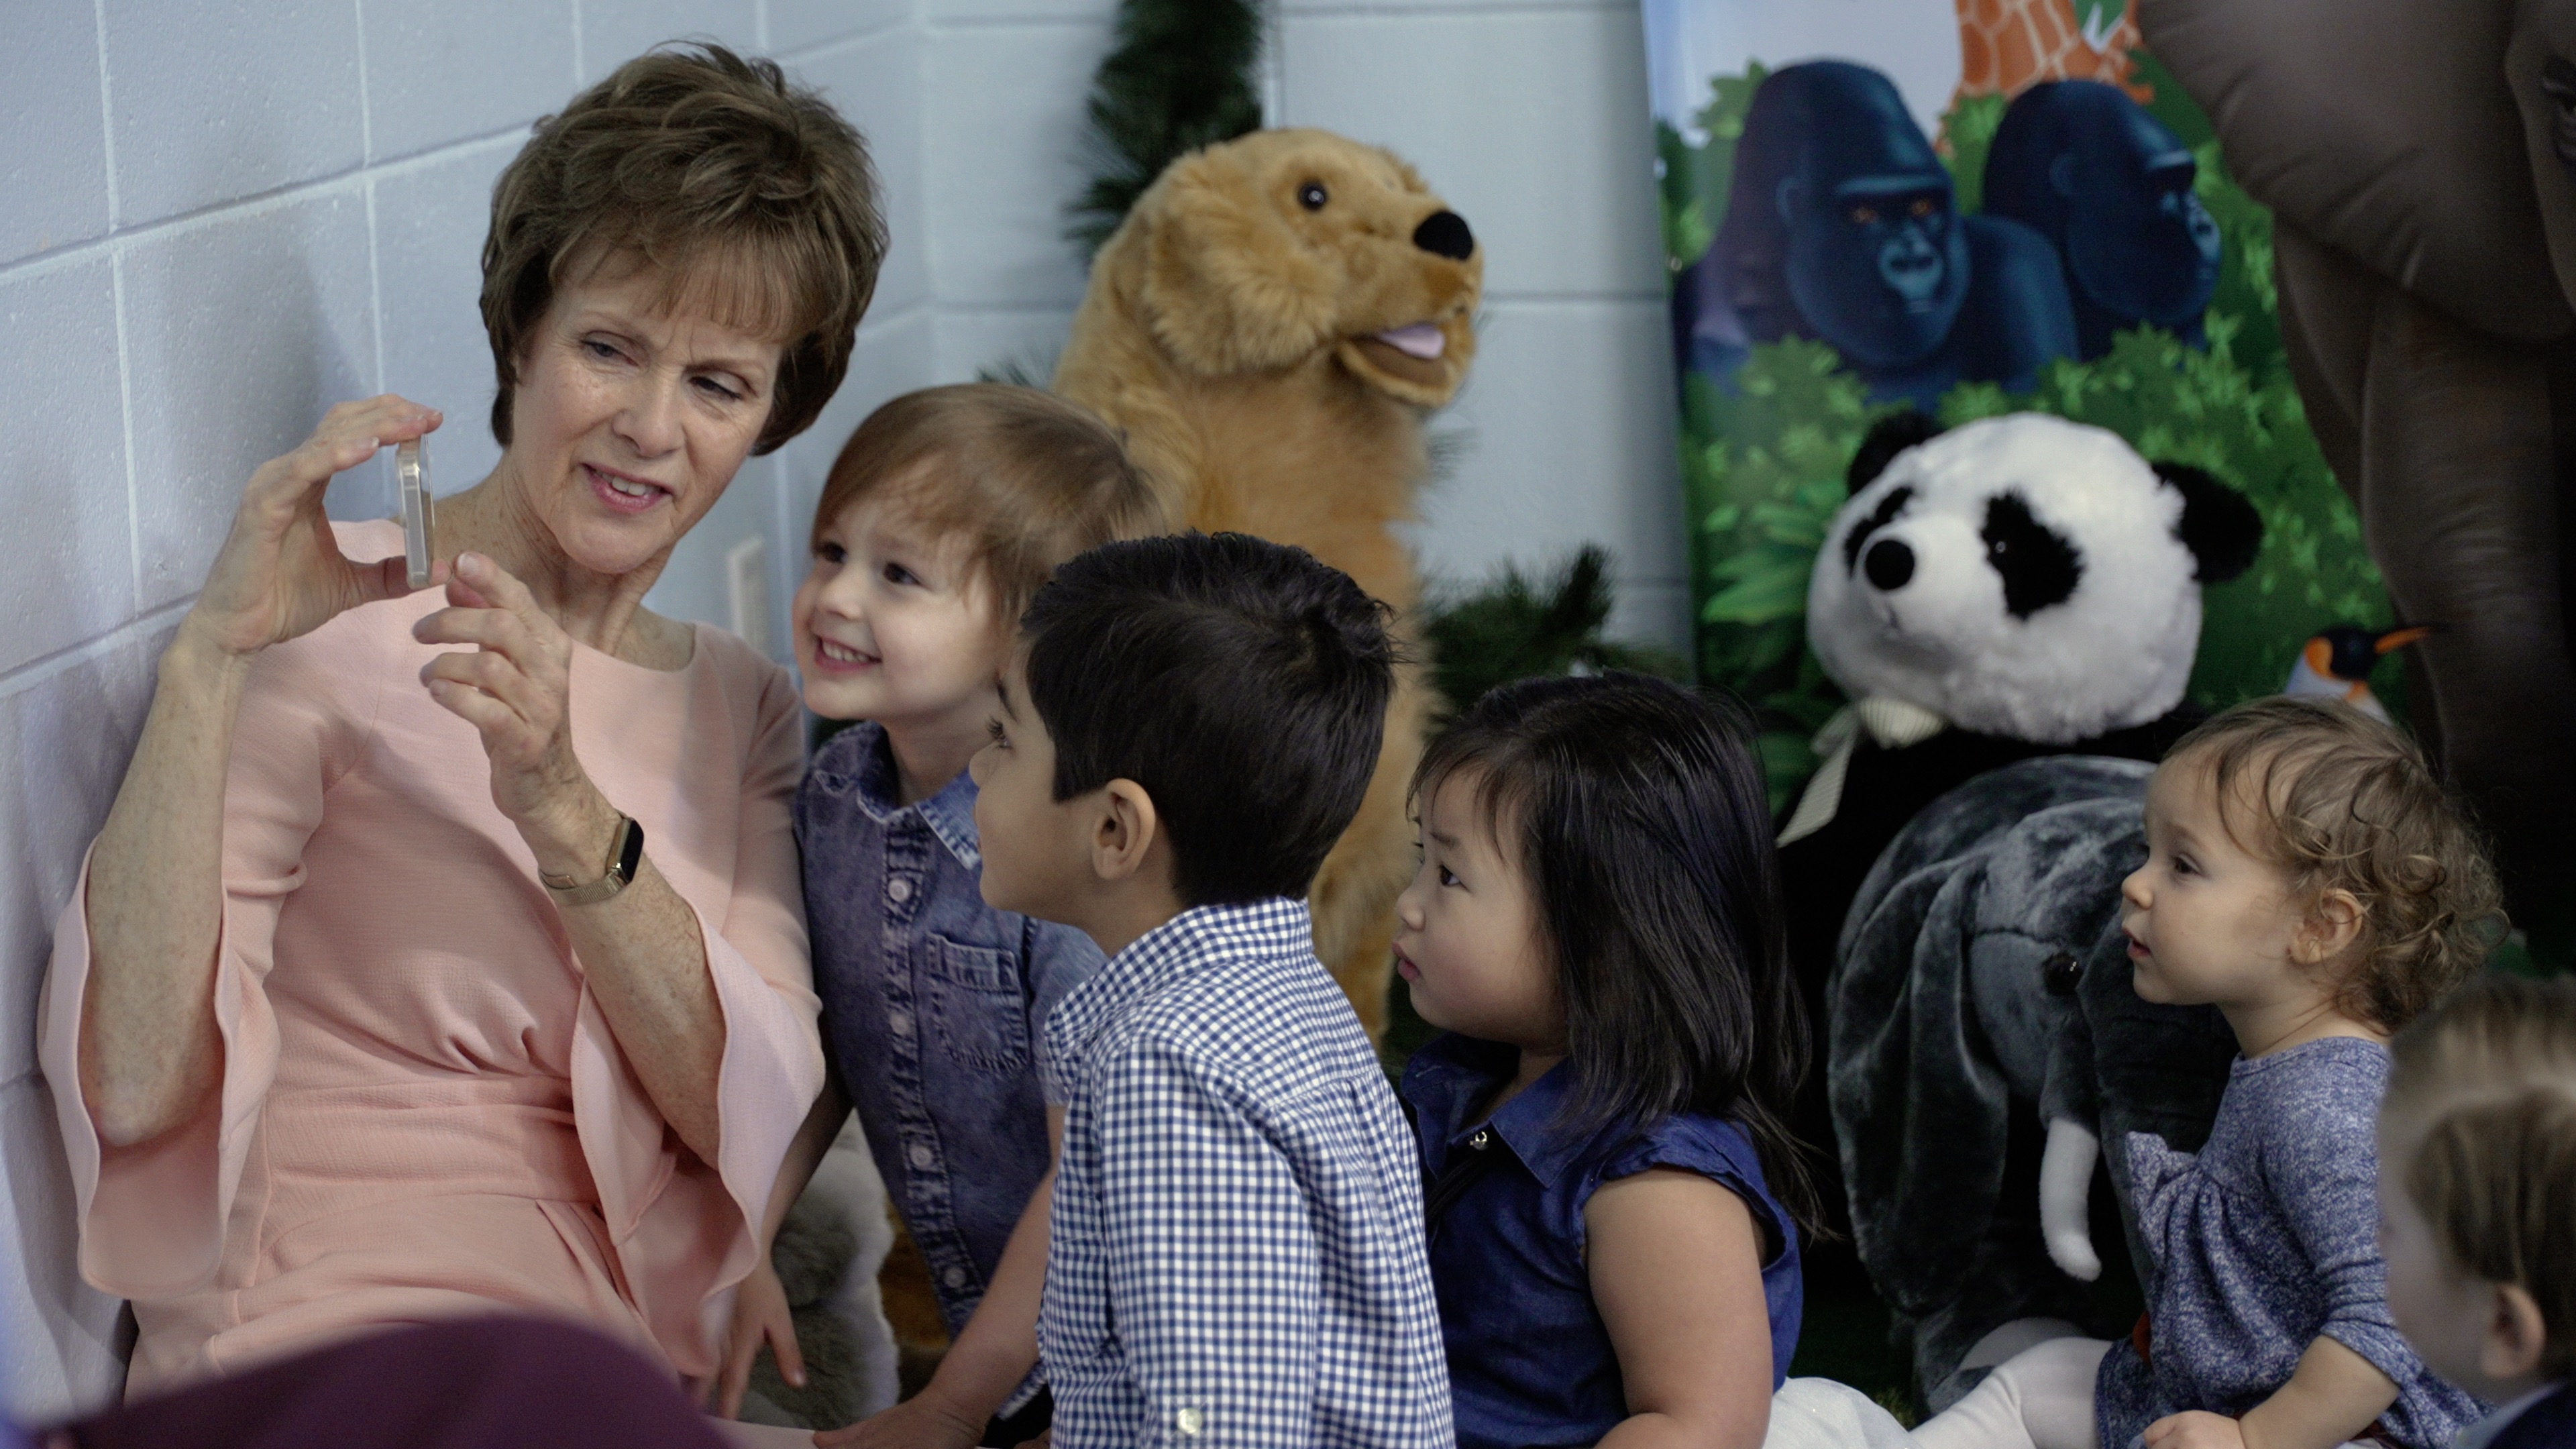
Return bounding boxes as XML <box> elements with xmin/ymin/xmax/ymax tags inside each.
<box><xmin>2154</xmin><ymin>462</ymin><xmax>2264</xmax><ymax>584</ymax></box>
<box><xmin>1846</xmin><ymin>410</ymin><xmax>1944</xmax><ymax>493</ymax></box>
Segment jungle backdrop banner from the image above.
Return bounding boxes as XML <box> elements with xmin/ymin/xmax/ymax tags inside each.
<box><xmin>1642</xmin><ymin>0</ymin><xmax>2392</xmax><ymax>808</ymax></box>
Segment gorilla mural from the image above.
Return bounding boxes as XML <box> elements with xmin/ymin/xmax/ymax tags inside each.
<box><xmin>1676</xmin><ymin>60</ymin><xmax>2078</xmax><ymax>409</ymax></box>
<box><xmin>1984</xmin><ymin>80</ymin><xmax>2223</xmax><ymax>360</ymax></box>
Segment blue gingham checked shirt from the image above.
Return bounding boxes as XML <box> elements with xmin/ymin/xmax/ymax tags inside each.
<box><xmin>1037</xmin><ymin>898</ymin><xmax>1454</xmax><ymax>1449</ymax></box>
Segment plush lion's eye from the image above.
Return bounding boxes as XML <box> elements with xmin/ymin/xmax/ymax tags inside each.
<box><xmin>1298</xmin><ymin>180</ymin><xmax>1328</xmax><ymax>211</ymax></box>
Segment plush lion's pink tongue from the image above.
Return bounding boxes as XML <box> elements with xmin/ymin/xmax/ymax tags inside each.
<box><xmin>1374</xmin><ymin>323</ymin><xmax>1446</xmax><ymax>360</ymax></box>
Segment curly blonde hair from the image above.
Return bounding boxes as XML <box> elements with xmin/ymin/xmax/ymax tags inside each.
<box><xmin>2172</xmin><ymin>697</ymin><xmax>2504</xmax><ymax>1031</ymax></box>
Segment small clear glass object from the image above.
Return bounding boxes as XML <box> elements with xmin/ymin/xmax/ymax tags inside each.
<box><xmin>397</xmin><ymin>435</ymin><xmax>435</xmax><ymax>590</ymax></box>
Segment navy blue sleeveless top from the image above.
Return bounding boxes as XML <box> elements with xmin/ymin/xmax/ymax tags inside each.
<box><xmin>1401</xmin><ymin>1034</ymin><xmax>1803</xmax><ymax>1449</ymax></box>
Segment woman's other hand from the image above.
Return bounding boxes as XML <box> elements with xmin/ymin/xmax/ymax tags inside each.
<box><xmin>413</xmin><ymin>551</ymin><xmax>609</xmax><ymax>859</ymax></box>
<box><xmin>712</xmin><ymin>1259</ymin><xmax>805</xmax><ymax>1420</ymax></box>
<box><xmin>186</xmin><ymin>396</ymin><xmax>442</xmax><ymax>661</ymax></box>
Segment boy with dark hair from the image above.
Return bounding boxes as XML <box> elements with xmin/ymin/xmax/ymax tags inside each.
<box><xmin>969</xmin><ymin>533</ymin><xmax>1453</xmax><ymax>1449</ymax></box>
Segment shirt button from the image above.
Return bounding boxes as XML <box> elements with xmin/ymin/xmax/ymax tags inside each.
<box><xmin>943</xmin><ymin>1266</ymin><xmax>968</xmax><ymax>1289</ymax></box>
<box><xmin>908</xmin><ymin>1144</ymin><xmax>935</xmax><ymax>1170</ymax></box>
<box><xmin>886</xmin><ymin>877</ymin><xmax>913</xmax><ymax>904</ymax></box>
<box><xmin>888</xmin><ymin>1010</ymin><xmax>914</xmax><ymax>1036</ymax></box>
<box><xmin>1468</xmin><ymin>1128</ymin><xmax>1492</xmax><ymax>1151</ymax></box>
<box><xmin>1175</xmin><ymin>1407</ymin><xmax>1204</xmax><ymax>1438</ymax></box>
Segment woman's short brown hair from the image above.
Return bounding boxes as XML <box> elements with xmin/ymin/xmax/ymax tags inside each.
<box><xmin>2385</xmin><ymin>973</ymin><xmax>2576</xmax><ymax>1379</ymax></box>
<box><xmin>481</xmin><ymin>43</ymin><xmax>887</xmax><ymax>455</ymax></box>
<box><xmin>813</xmin><ymin>385</ymin><xmax>1169</xmax><ymax>629</ymax></box>
<box><xmin>2168</xmin><ymin>696</ymin><xmax>2505</xmax><ymax>1031</ymax></box>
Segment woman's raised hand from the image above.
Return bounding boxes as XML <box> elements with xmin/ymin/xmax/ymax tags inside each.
<box><xmin>413</xmin><ymin>552</ymin><xmax>605</xmax><ymax>847</ymax></box>
<box><xmin>185</xmin><ymin>396</ymin><xmax>443</xmax><ymax>660</ymax></box>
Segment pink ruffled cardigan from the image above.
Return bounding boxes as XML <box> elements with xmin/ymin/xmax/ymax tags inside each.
<box><xmin>38</xmin><ymin>520</ymin><xmax>824</xmax><ymax>1396</ymax></box>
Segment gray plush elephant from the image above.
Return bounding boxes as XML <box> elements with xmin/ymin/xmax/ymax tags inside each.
<box><xmin>1830</xmin><ymin>757</ymin><xmax>2236</xmax><ymax>1408</ymax></box>
<box><xmin>2139</xmin><ymin>0</ymin><xmax>2576</xmax><ymax>957</ymax></box>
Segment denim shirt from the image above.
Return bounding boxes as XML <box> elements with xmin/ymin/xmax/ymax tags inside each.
<box><xmin>797</xmin><ymin>722</ymin><xmax>1104</xmax><ymax>1342</ymax></box>
<box><xmin>1401</xmin><ymin>1034</ymin><xmax>1803</xmax><ymax>1449</ymax></box>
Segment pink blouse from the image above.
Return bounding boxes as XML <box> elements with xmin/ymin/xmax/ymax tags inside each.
<box><xmin>38</xmin><ymin>519</ymin><xmax>824</xmax><ymax>1395</ymax></box>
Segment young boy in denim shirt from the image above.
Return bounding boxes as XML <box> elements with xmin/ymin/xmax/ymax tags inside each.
<box><xmin>969</xmin><ymin>533</ymin><xmax>1453</xmax><ymax>1449</ymax></box>
<box><xmin>718</xmin><ymin>386</ymin><xmax>1163</xmax><ymax>1445</ymax></box>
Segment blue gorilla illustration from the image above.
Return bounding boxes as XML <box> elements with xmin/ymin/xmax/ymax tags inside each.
<box><xmin>1984</xmin><ymin>80</ymin><xmax>2222</xmax><ymax>359</ymax></box>
<box><xmin>1675</xmin><ymin>61</ymin><xmax>2076</xmax><ymax>409</ymax></box>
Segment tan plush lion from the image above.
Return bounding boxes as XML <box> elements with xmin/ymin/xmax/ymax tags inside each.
<box><xmin>1055</xmin><ymin>127</ymin><xmax>1483</xmax><ymax>1040</ymax></box>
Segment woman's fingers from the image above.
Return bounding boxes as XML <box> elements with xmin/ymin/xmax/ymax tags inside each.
<box><xmin>769</xmin><ymin>1313</ymin><xmax>807</xmax><ymax>1389</ymax></box>
<box><xmin>422</xmin><ymin>676</ymin><xmax>517</xmax><ymax>735</ymax></box>
<box><xmin>420</xmin><ymin>649</ymin><xmax>550</xmax><ymax>729</ymax></box>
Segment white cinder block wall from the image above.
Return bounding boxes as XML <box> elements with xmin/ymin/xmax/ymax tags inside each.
<box><xmin>0</xmin><ymin>0</ymin><xmax>1678</xmax><ymax>1422</ymax></box>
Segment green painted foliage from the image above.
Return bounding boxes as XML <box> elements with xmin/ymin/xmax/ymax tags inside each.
<box><xmin>1668</xmin><ymin>66</ymin><xmax>2392</xmax><ymax>813</ymax></box>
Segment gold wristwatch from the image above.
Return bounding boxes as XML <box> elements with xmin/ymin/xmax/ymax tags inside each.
<box><xmin>542</xmin><ymin>814</ymin><xmax>644</xmax><ymax>906</ymax></box>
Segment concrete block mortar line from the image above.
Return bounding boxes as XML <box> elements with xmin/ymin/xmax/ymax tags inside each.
<box><xmin>771</xmin><ymin>11</ymin><xmax>931</xmax><ymax>66</ymax></box>
<box><xmin>0</xmin><ymin>601</ymin><xmax>192</xmax><ymax>707</ymax></box>
<box><xmin>353</xmin><ymin>0</ymin><xmax>374</xmax><ymax>163</ymax></box>
<box><xmin>89</xmin><ymin>0</ymin><xmax>119</xmax><ymax>230</ymax></box>
<box><xmin>570</xmin><ymin>0</ymin><xmax>586</xmax><ymax>91</ymax></box>
<box><xmin>0</xmin><ymin>125</ymin><xmax>531</xmax><ymax>288</ymax></box>
<box><xmin>111</xmin><ymin>252</ymin><xmax>140</xmax><ymax>623</ymax></box>
<box><xmin>918</xmin><ymin>13</ymin><xmax>1112</xmax><ymax>34</ymax></box>
<box><xmin>365</xmin><ymin>177</ymin><xmax>388</xmax><ymax>399</ymax></box>
<box><xmin>1280</xmin><ymin>0</ymin><xmax>1629</xmax><ymax>16</ymax></box>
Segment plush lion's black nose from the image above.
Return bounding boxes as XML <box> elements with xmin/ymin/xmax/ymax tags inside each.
<box><xmin>1413</xmin><ymin>210</ymin><xmax>1474</xmax><ymax>260</ymax></box>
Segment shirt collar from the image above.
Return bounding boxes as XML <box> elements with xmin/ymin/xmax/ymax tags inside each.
<box><xmin>841</xmin><ymin>721</ymin><xmax>982</xmax><ymax>871</ymax></box>
<box><xmin>2457</xmin><ymin>1384</ymin><xmax>2566</xmax><ymax>1449</ymax></box>
<box><xmin>1407</xmin><ymin>1032</ymin><xmax>1596</xmax><ymax>1188</ymax></box>
<box><xmin>1046</xmin><ymin>897</ymin><xmax>1314</xmax><ymax>1072</ymax></box>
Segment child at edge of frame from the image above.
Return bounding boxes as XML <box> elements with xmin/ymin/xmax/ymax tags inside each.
<box><xmin>2377</xmin><ymin>971</ymin><xmax>2576</xmax><ymax>1449</ymax></box>
<box><xmin>714</xmin><ymin>384</ymin><xmax>1166</xmax><ymax>1448</ymax></box>
<box><xmin>967</xmin><ymin>531</ymin><xmax>1455</xmax><ymax>1449</ymax></box>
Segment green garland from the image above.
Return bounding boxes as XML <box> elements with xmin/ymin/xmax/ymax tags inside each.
<box><xmin>1067</xmin><ymin>0</ymin><xmax>1265</xmax><ymax>254</ymax></box>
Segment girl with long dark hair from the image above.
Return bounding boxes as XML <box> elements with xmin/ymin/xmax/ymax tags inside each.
<box><xmin>1394</xmin><ymin>671</ymin><xmax>1825</xmax><ymax>1449</ymax></box>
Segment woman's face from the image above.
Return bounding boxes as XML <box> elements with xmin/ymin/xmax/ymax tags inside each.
<box><xmin>502</xmin><ymin>263</ymin><xmax>784</xmax><ymax>578</ymax></box>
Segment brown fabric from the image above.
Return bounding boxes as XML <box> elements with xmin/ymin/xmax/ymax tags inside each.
<box><xmin>2139</xmin><ymin>0</ymin><xmax>2571</xmax><ymax>340</ymax></box>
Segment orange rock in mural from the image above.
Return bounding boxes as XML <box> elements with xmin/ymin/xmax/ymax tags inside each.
<box><xmin>1953</xmin><ymin>0</ymin><xmax>2151</xmax><ymax>104</ymax></box>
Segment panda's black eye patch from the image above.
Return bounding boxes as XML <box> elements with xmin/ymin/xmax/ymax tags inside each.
<box><xmin>1842</xmin><ymin>486</ymin><xmax>1915</xmax><ymax>574</ymax></box>
<box><xmin>1981</xmin><ymin>492</ymin><xmax>2083</xmax><ymax>618</ymax></box>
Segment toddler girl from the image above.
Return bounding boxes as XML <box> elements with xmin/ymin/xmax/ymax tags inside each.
<box><xmin>1393</xmin><ymin>672</ymin><xmax>1822</xmax><ymax>1449</ymax></box>
<box><xmin>1919</xmin><ymin>696</ymin><xmax>2500</xmax><ymax>1449</ymax></box>
<box><xmin>2378</xmin><ymin>972</ymin><xmax>2576</xmax><ymax>1449</ymax></box>
<box><xmin>718</xmin><ymin>384</ymin><xmax>1163</xmax><ymax>1446</ymax></box>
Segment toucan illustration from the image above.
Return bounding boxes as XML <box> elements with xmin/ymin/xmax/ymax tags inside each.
<box><xmin>2284</xmin><ymin>624</ymin><xmax>2436</xmax><ymax>722</ymax></box>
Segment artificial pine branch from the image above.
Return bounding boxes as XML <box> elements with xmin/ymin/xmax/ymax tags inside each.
<box><xmin>1424</xmin><ymin>546</ymin><xmax>1691</xmax><ymax>714</ymax></box>
<box><xmin>1067</xmin><ymin>0</ymin><xmax>1265</xmax><ymax>254</ymax></box>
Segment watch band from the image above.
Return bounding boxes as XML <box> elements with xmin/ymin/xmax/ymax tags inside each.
<box><xmin>542</xmin><ymin>814</ymin><xmax>644</xmax><ymax>906</ymax></box>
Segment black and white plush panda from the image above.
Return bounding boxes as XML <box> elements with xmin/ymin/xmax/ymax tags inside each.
<box><xmin>1776</xmin><ymin>409</ymin><xmax>2261</xmax><ymax>1252</ymax></box>
<box><xmin>1804</xmin><ymin>409</ymin><xmax>2263</xmax><ymax>746</ymax></box>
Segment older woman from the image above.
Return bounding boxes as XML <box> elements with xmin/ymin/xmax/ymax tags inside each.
<box><xmin>38</xmin><ymin>46</ymin><xmax>884</xmax><ymax>1394</ymax></box>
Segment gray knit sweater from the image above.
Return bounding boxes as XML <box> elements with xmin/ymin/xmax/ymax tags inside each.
<box><xmin>2095</xmin><ymin>1036</ymin><xmax>2485</xmax><ymax>1449</ymax></box>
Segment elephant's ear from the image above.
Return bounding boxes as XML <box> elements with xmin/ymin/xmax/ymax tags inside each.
<box><xmin>2508</xmin><ymin>0</ymin><xmax>2576</xmax><ymax>313</ymax></box>
<box><xmin>2140</xmin><ymin>0</ymin><xmax>2572</xmax><ymax>341</ymax></box>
